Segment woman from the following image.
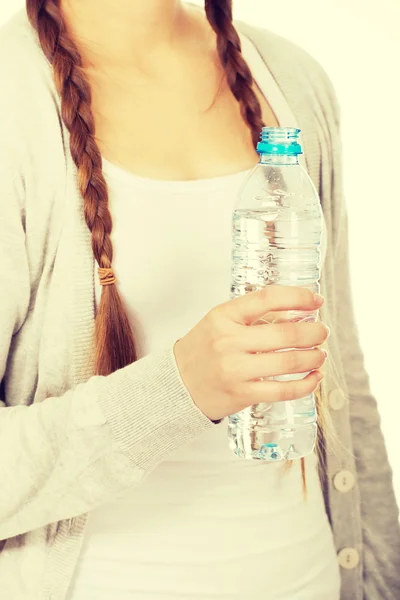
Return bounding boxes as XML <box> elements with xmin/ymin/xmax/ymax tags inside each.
<box><xmin>0</xmin><ymin>0</ymin><xmax>398</xmax><ymax>598</ymax></box>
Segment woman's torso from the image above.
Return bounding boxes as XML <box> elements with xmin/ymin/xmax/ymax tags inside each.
<box><xmin>66</xmin><ymin>31</ymin><xmax>339</xmax><ymax>600</ymax></box>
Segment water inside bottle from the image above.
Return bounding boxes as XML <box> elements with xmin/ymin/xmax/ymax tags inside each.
<box><xmin>229</xmin><ymin>207</ymin><xmax>322</xmax><ymax>461</ymax></box>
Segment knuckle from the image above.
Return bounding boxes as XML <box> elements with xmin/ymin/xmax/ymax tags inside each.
<box><xmin>206</xmin><ymin>307</ymin><xmax>222</xmax><ymax>329</ymax></box>
<box><xmin>205</xmin><ymin>308</ymin><xmax>228</xmax><ymax>337</ymax></box>
<box><xmin>287</xmin><ymin>322</ymin><xmax>302</xmax><ymax>347</ymax></box>
<box><xmin>211</xmin><ymin>335</ymin><xmax>230</xmax><ymax>356</ymax></box>
<box><xmin>218</xmin><ymin>355</ymin><xmax>236</xmax><ymax>385</ymax></box>
<box><xmin>282</xmin><ymin>351</ymin><xmax>299</xmax><ymax>373</ymax></box>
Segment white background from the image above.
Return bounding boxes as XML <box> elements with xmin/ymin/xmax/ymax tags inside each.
<box><xmin>1</xmin><ymin>1</ymin><xmax>400</xmax><ymax>503</ymax></box>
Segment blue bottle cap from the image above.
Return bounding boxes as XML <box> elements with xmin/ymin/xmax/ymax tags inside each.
<box><xmin>256</xmin><ymin>127</ymin><xmax>303</xmax><ymax>156</ymax></box>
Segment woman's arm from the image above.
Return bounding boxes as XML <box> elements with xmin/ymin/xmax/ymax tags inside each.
<box><xmin>329</xmin><ymin>90</ymin><xmax>400</xmax><ymax>597</ymax></box>
<box><xmin>0</xmin><ymin>159</ymin><xmax>212</xmax><ymax>540</ymax></box>
<box><xmin>334</xmin><ymin>207</ymin><xmax>400</xmax><ymax>598</ymax></box>
<box><xmin>0</xmin><ymin>352</ymin><xmax>212</xmax><ymax>541</ymax></box>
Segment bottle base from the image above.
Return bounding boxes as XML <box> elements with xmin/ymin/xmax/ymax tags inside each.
<box><xmin>228</xmin><ymin>423</ymin><xmax>317</xmax><ymax>461</ymax></box>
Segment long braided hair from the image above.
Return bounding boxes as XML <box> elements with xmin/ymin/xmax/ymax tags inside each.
<box><xmin>26</xmin><ymin>0</ymin><xmax>326</xmax><ymax>486</ymax></box>
<box><xmin>26</xmin><ymin>0</ymin><xmax>264</xmax><ymax>377</ymax></box>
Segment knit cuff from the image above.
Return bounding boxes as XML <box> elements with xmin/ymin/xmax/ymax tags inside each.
<box><xmin>95</xmin><ymin>347</ymin><xmax>215</xmax><ymax>472</ymax></box>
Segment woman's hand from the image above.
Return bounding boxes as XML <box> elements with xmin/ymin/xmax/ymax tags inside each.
<box><xmin>174</xmin><ymin>286</ymin><xmax>329</xmax><ymax>421</ymax></box>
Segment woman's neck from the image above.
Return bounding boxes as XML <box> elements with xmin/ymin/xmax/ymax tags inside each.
<box><xmin>60</xmin><ymin>0</ymin><xmax>199</xmax><ymax>67</ymax></box>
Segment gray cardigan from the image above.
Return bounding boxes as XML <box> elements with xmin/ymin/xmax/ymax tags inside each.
<box><xmin>0</xmin><ymin>8</ymin><xmax>399</xmax><ymax>600</ymax></box>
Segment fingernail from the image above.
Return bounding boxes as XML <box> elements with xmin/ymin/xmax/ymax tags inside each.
<box><xmin>315</xmin><ymin>371</ymin><xmax>324</xmax><ymax>381</ymax></box>
<box><xmin>323</xmin><ymin>349</ymin><xmax>328</xmax><ymax>360</ymax></box>
<box><xmin>314</xmin><ymin>293</ymin><xmax>324</xmax><ymax>304</ymax></box>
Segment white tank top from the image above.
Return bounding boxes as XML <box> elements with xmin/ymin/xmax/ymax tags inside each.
<box><xmin>67</xmin><ymin>34</ymin><xmax>340</xmax><ymax>600</ymax></box>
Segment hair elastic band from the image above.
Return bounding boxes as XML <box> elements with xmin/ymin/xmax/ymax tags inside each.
<box><xmin>98</xmin><ymin>267</ymin><xmax>116</xmax><ymax>287</ymax></box>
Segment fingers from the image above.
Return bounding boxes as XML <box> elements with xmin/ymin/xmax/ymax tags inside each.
<box><xmin>238</xmin><ymin>320</ymin><xmax>330</xmax><ymax>353</ymax></box>
<box><xmin>239</xmin><ymin>347</ymin><xmax>327</xmax><ymax>381</ymax></box>
<box><xmin>219</xmin><ymin>285</ymin><xmax>323</xmax><ymax>325</ymax></box>
<box><xmin>245</xmin><ymin>369</ymin><xmax>324</xmax><ymax>405</ymax></box>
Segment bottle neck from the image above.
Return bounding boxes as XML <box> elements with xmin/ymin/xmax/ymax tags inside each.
<box><xmin>259</xmin><ymin>154</ymin><xmax>299</xmax><ymax>166</ymax></box>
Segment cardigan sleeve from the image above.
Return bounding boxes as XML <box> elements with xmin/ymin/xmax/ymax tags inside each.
<box><xmin>327</xmin><ymin>85</ymin><xmax>400</xmax><ymax>599</ymax></box>
<box><xmin>0</xmin><ymin>150</ymin><xmax>212</xmax><ymax>542</ymax></box>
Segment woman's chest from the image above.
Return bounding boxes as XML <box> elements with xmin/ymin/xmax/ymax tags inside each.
<box><xmin>94</xmin><ymin>174</ymin><xmax>245</xmax><ymax>355</ymax></box>
<box><xmin>89</xmin><ymin>70</ymin><xmax>277</xmax><ymax>181</ymax></box>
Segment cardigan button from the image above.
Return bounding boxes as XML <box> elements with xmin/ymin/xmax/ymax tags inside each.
<box><xmin>333</xmin><ymin>470</ymin><xmax>355</xmax><ymax>493</ymax></box>
<box><xmin>337</xmin><ymin>547</ymin><xmax>360</xmax><ymax>570</ymax></box>
<box><xmin>329</xmin><ymin>388</ymin><xmax>346</xmax><ymax>411</ymax></box>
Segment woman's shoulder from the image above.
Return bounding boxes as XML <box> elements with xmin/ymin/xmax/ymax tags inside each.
<box><xmin>0</xmin><ymin>9</ymin><xmax>59</xmax><ymax>133</ymax></box>
<box><xmin>235</xmin><ymin>20</ymin><xmax>340</xmax><ymax>123</ymax></box>
<box><xmin>0</xmin><ymin>9</ymin><xmax>65</xmax><ymax>178</ymax></box>
<box><xmin>0</xmin><ymin>9</ymin><xmax>49</xmax><ymax>80</ymax></box>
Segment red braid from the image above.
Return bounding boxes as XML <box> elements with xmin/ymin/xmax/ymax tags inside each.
<box><xmin>27</xmin><ymin>0</ymin><xmax>137</xmax><ymax>376</ymax></box>
<box><xmin>205</xmin><ymin>0</ymin><xmax>265</xmax><ymax>147</ymax></box>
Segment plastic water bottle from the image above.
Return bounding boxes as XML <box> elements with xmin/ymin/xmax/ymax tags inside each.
<box><xmin>228</xmin><ymin>127</ymin><xmax>323</xmax><ymax>461</ymax></box>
